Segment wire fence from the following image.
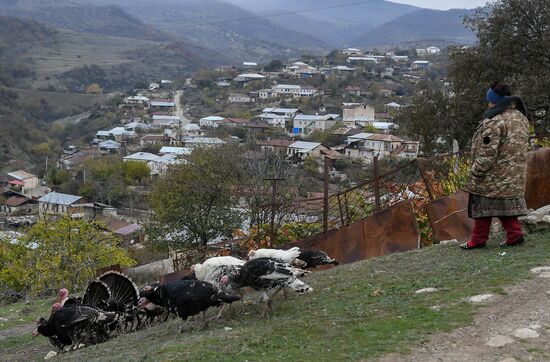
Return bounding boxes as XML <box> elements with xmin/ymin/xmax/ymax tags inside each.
<box><xmin>263</xmin><ymin>152</ymin><xmax>470</xmax><ymax>237</ymax></box>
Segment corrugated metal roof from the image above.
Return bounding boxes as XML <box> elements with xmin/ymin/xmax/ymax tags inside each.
<box><xmin>159</xmin><ymin>147</ymin><xmax>193</xmax><ymax>155</ymax></box>
<box><xmin>98</xmin><ymin>140</ymin><xmax>121</xmax><ymax>148</ymax></box>
<box><xmin>7</xmin><ymin>170</ymin><xmax>36</xmax><ymax>180</ymax></box>
<box><xmin>38</xmin><ymin>192</ymin><xmax>82</xmax><ymax>205</ymax></box>
<box><xmin>124</xmin><ymin>152</ymin><xmax>160</xmax><ymax>162</ymax></box>
<box><xmin>289</xmin><ymin>141</ymin><xmax>322</xmax><ymax>151</ymax></box>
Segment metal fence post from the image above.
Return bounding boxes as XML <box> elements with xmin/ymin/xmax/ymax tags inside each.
<box><xmin>416</xmin><ymin>159</ymin><xmax>436</xmax><ymax>201</ymax></box>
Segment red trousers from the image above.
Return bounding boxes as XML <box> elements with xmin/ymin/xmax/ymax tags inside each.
<box><xmin>470</xmin><ymin>216</ymin><xmax>523</xmax><ymax>245</ymax></box>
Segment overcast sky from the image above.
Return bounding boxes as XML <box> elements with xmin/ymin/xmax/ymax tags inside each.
<box><xmin>390</xmin><ymin>0</ymin><xmax>490</xmax><ymax>10</ymax></box>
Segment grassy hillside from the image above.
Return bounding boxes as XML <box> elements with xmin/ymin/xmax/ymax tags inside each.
<box><xmin>3</xmin><ymin>231</ymin><xmax>549</xmax><ymax>360</ymax></box>
<box><xmin>354</xmin><ymin>8</ymin><xmax>476</xmax><ymax>47</ymax></box>
<box><xmin>0</xmin><ymin>15</ymin><xmax>224</xmax><ymax>92</ymax></box>
<box><xmin>0</xmin><ymin>87</ymin><xmax>111</xmax><ymax>169</ymax></box>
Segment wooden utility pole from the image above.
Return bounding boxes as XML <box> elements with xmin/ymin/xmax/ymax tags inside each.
<box><xmin>323</xmin><ymin>156</ymin><xmax>330</xmax><ymax>232</ymax></box>
<box><xmin>373</xmin><ymin>155</ymin><xmax>381</xmax><ymax>211</ymax></box>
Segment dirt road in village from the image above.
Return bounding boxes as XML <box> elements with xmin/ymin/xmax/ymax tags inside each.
<box><xmin>380</xmin><ymin>271</ymin><xmax>550</xmax><ymax>362</ymax></box>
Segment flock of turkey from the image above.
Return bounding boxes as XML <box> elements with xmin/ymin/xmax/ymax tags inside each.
<box><xmin>32</xmin><ymin>247</ymin><xmax>339</xmax><ymax>352</ymax></box>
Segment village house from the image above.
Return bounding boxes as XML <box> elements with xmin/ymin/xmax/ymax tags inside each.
<box><xmin>94</xmin><ymin>127</ymin><xmax>136</xmax><ymax>143</ymax></box>
<box><xmin>343</xmin><ymin>103</ymin><xmax>375</xmax><ymax>127</ymax></box>
<box><xmin>6</xmin><ymin>170</ymin><xmax>39</xmax><ymax>195</ymax></box>
<box><xmin>228</xmin><ymin>93</ymin><xmax>252</xmax><ymax>103</ymax></box>
<box><xmin>287</xmin><ymin>141</ymin><xmax>331</xmax><ymax>162</ymax></box>
<box><xmin>1</xmin><ymin>195</ymin><xmax>37</xmax><ymax>216</ymax></box>
<box><xmin>123</xmin><ymin>152</ymin><xmax>164</xmax><ymax>175</ymax></box>
<box><xmin>258</xmin><ymin>139</ymin><xmax>294</xmax><ymax>154</ymax></box>
<box><xmin>216</xmin><ymin>79</ymin><xmax>231</xmax><ymax>87</ymax></box>
<box><xmin>258</xmin><ymin>113</ymin><xmax>291</xmax><ymax>129</ymax></box>
<box><xmin>57</xmin><ymin>149</ymin><xmax>101</xmax><ymax>171</ymax></box>
<box><xmin>124</xmin><ymin>95</ymin><xmax>150</xmax><ymax>106</ymax></box>
<box><xmin>332</xmin><ymin>65</ymin><xmax>356</xmax><ymax>75</ymax></box>
<box><xmin>182</xmin><ymin>137</ymin><xmax>226</xmax><ymax>148</ymax></box>
<box><xmin>124</xmin><ymin>121</ymin><xmax>150</xmax><ymax>132</ymax></box>
<box><xmin>412</xmin><ymin>60</ymin><xmax>431</xmax><ymax>70</ymax></box>
<box><xmin>159</xmin><ymin>146</ymin><xmax>193</xmax><ymax>156</ymax></box>
<box><xmin>272</xmin><ymin>84</ymin><xmax>318</xmax><ymax>98</ymax></box>
<box><xmin>342</xmin><ymin>48</ymin><xmax>363</xmax><ymax>56</ymax></box>
<box><xmin>234</xmin><ymin>73</ymin><xmax>266</xmax><ymax>83</ymax></box>
<box><xmin>386</xmin><ymin>102</ymin><xmax>403</xmax><ymax>110</ymax></box>
<box><xmin>347</xmin><ymin>56</ymin><xmax>378</xmax><ymax>64</ymax></box>
<box><xmin>343</xmin><ymin>86</ymin><xmax>362</xmax><ymax>97</ymax></box>
<box><xmin>199</xmin><ymin>116</ymin><xmax>226</xmax><ymax>128</ymax></box>
<box><xmin>153</xmin><ymin>154</ymin><xmax>186</xmax><ymax>175</ymax></box>
<box><xmin>258</xmin><ymin>89</ymin><xmax>275</xmax><ymax>99</ymax></box>
<box><xmin>100</xmin><ymin>219</ymin><xmax>144</xmax><ymax>246</ymax></box>
<box><xmin>391</xmin><ymin>55</ymin><xmax>409</xmax><ymax>62</ymax></box>
<box><xmin>152</xmin><ymin>115</ymin><xmax>180</xmax><ymax>128</ymax></box>
<box><xmin>343</xmin><ymin>133</ymin><xmax>413</xmax><ymax>162</ymax></box>
<box><xmin>98</xmin><ymin>140</ymin><xmax>121</xmax><ymax>154</ymax></box>
<box><xmin>242</xmin><ymin>121</ymin><xmax>272</xmax><ymax>137</ymax></box>
<box><xmin>38</xmin><ymin>192</ymin><xmax>87</xmax><ymax>217</ymax></box>
<box><xmin>242</xmin><ymin>62</ymin><xmax>258</xmax><ymax>69</ymax></box>
<box><xmin>182</xmin><ymin>123</ymin><xmax>202</xmax><ymax>137</ymax></box>
<box><xmin>292</xmin><ymin>114</ymin><xmax>341</xmax><ymax>135</ymax></box>
<box><xmin>284</xmin><ymin>62</ymin><xmax>319</xmax><ymax>78</ymax></box>
<box><xmin>416</xmin><ymin>48</ymin><xmax>428</xmax><ymax>56</ymax></box>
<box><xmin>262</xmin><ymin>108</ymin><xmax>301</xmax><ymax>118</ymax></box>
<box><xmin>150</xmin><ymin>100</ymin><xmax>176</xmax><ymax>109</ymax></box>
<box><xmin>140</xmin><ymin>134</ymin><xmax>179</xmax><ymax>147</ymax></box>
<box><xmin>426</xmin><ymin>46</ymin><xmax>441</xmax><ymax>54</ymax></box>
<box><xmin>149</xmin><ymin>82</ymin><xmax>160</xmax><ymax>91</ymax></box>
<box><xmin>218</xmin><ymin>118</ymin><xmax>248</xmax><ymax>128</ymax></box>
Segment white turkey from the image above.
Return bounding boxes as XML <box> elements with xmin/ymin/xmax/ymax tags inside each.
<box><xmin>248</xmin><ymin>247</ymin><xmax>306</xmax><ymax>267</ymax></box>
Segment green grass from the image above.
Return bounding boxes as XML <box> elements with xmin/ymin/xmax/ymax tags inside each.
<box><xmin>2</xmin><ymin>231</ymin><xmax>550</xmax><ymax>361</ymax></box>
<box><xmin>0</xmin><ymin>299</ymin><xmax>52</xmax><ymax>331</ymax></box>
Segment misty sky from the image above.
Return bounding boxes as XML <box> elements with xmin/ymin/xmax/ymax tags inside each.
<box><xmin>390</xmin><ymin>0</ymin><xmax>490</xmax><ymax>10</ymax></box>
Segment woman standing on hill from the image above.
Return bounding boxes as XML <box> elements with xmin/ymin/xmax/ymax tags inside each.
<box><xmin>460</xmin><ymin>82</ymin><xmax>530</xmax><ymax>249</ymax></box>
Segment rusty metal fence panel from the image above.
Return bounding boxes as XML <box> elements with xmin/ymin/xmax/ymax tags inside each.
<box><xmin>525</xmin><ymin>148</ymin><xmax>550</xmax><ymax>210</ymax></box>
<box><xmin>292</xmin><ymin>201</ymin><xmax>419</xmax><ymax>264</ymax></box>
<box><xmin>426</xmin><ymin>190</ymin><xmax>473</xmax><ymax>242</ymax></box>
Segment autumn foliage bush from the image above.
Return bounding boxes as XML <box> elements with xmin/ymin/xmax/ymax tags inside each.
<box><xmin>0</xmin><ymin>215</ymin><xmax>135</xmax><ymax>302</ymax></box>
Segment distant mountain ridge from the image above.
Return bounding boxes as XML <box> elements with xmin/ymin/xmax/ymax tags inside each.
<box><xmin>353</xmin><ymin>8</ymin><xmax>476</xmax><ymax>47</ymax></box>
<box><xmin>73</xmin><ymin>0</ymin><xmax>328</xmax><ymax>60</ymax></box>
<box><xmin>0</xmin><ymin>1</ymin><xmax>171</xmax><ymax>42</ymax></box>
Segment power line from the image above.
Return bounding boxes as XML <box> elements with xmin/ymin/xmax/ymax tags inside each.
<box><xmin>178</xmin><ymin>0</ymin><xmax>384</xmax><ymax>28</ymax></box>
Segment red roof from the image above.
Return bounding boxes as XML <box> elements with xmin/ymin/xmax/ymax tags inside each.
<box><xmin>3</xmin><ymin>196</ymin><xmax>29</xmax><ymax>207</ymax></box>
<box><xmin>8</xmin><ymin>180</ymin><xmax>24</xmax><ymax>186</ymax></box>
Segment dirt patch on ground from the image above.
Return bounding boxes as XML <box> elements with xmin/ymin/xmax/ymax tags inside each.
<box><xmin>380</xmin><ymin>273</ymin><xmax>550</xmax><ymax>362</ymax></box>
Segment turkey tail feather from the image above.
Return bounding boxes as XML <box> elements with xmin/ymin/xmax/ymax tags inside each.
<box><xmin>82</xmin><ymin>280</ymin><xmax>111</xmax><ymax>307</ymax></box>
<box><xmin>98</xmin><ymin>271</ymin><xmax>139</xmax><ymax>308</ymax></box>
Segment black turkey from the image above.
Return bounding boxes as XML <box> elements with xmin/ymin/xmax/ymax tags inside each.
<box><xmin>32</xmin><ymin>303</ymin><xmax>118</xmax><ymax>350</ymax></box>
<box><xmin>221</xmin><ymin>257</ymin><xmax>312</xmax><ymax>316</ymax></box>
<box><xmin>139</xmin><ymin>280</ymin><xmax>240</xmax><ymax>332</ymax></box>
<box><xmin>298</xmin><ymin>249</ymin><xmax>339</xmax><ymax>269</ymax></box>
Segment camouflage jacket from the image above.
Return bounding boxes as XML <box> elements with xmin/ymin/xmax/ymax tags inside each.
<box><xmin>464</xmin><ymin>106</ymin><xmax>530</xmax><ymax>199</ymax></box>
